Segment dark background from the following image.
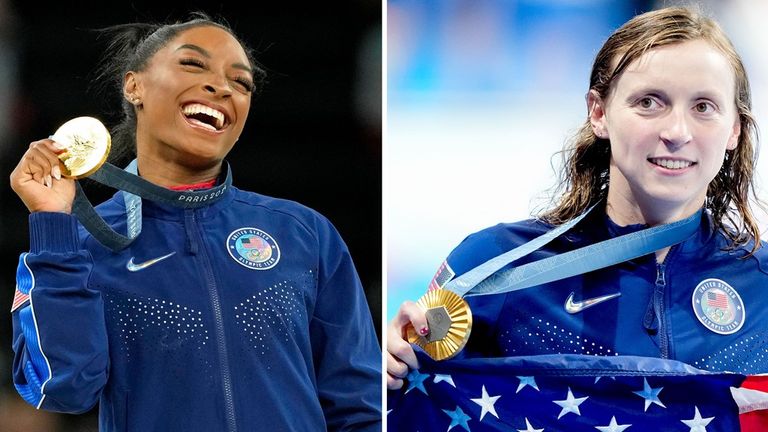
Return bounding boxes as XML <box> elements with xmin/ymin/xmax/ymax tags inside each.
<box><xmin>0</xmin><ymin>1</ymin><xmax>381</xmax><ymax>430</ymax></box>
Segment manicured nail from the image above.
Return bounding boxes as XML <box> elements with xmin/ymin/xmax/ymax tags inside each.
<box><xmin>52</xmin><ymin>165</ymin><xmax>61</xmax><ymax>180</ymax></box>
<box><xmin>419</xmin><ymin>327</ymin><xmax>429</xmax><ymax>335</ymax></box>
<box><xmin>49</xmin><ymin>136</ymin><xmax>67</xmax><ymax>150</ymax></box>
<box><xmin>44</xmin><ymin>175</ymin><xmax>52</xmax><ymax>188</ymax></box>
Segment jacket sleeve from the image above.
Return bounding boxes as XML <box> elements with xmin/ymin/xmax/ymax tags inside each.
<box><xmin>11</xmin><ymin>212</ymin><xmax>109</xmax><ymax>413</ymax></box>
<box><xmin>309</xmin><ymin>217</ymin><xmax>381</xmax><ymax>431</ymax></box>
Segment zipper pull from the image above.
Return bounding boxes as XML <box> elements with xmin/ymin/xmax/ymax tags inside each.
<box><xmin>655</xmin><ymin>263</ymin><xmax>666</xmax><ymax>286</ymax></box>
<box><xmin>184</xmin><ymin>210</ymin><xmax>198</xmax><ymax>255</ymax></box>
<box><xmin>642</xmin><ymin>300</ymin><xmax>658</xmax><ymax>335</ymax></box>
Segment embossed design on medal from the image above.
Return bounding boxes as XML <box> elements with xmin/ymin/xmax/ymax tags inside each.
<box><xmin>52</xmin><ymin>116</ymin><xmax>111</xmax><ymax>179</ymax></box>
<box><xmin>406</xmin><ymin>289</ymin><xmax>473</xmax><ymax>360</ymax></box>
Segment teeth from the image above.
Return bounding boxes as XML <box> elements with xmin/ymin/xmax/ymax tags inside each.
<box><xmin>650</xmin><ymin>158</ymin><xmax>693</xmax><ymax>170</ymax></box>
<box><xmin>188</xmin><ymin>118</ymin><xmax>217</xmax><ymax>131</ymax></box>
<box><xmin>182</xmin><ymin>103</ymin><xmax>225</xmax><ymax>129</ymax></box>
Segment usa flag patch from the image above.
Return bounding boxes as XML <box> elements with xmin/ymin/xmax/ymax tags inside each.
<box><xmin>11</xmin><ymin>286</ymin><xmax>30</xmax><ymax>313</ymax></box>
<box><xmin>13</xmin><ymin>253</ymin><xmax>33</xmax><ymax>313</ymax></box>
<box><xmin>429</xmin><ymin>260</ymin><xmax>455</xmax><ymax>291</ymax></box>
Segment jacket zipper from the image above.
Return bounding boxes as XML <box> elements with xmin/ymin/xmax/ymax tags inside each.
<box><xmin>187</xmin><ymin>210</ymin><xmax>237</xmax><ymax>431</ymax></box>
<box><xmin>655</xmin><ymin>262</ymin><xmax>668</xmax><ymax>359</ymax></box>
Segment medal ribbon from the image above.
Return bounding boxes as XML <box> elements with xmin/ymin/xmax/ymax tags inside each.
<box><xmin>71</xmin><ymin>159</ymin><xmax>231</xmax><ymax>251</ymax></box>
<box><xmin>445</xmin><ymin>205</ymin><xmax>701</xmax><ymax>298</ymax></box>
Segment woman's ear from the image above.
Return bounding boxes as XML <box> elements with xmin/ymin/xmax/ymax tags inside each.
<box><xmin>123</xmin><ymin>71</ymin><xmax>142</xmax><ymax>106</ymax></box>
<box><xmin>587</xmin><ymin>89</ymin><xmax>608</xmax><ymax>139</ymax></box>
<box><xmin>726</xmin><ymin>117</ymin><xmax>741</xmax><ymax>151</ymax></box>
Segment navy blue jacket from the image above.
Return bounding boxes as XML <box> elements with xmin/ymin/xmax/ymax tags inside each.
<box><xmin>433</xmin><ymin>208</ymin><xmax>768</xmax><ymax>374</ymax></box>
<box><xmin>12</xmin><ymin>185</ymin><xmax>381</xmax><ymax>431</ymax></box>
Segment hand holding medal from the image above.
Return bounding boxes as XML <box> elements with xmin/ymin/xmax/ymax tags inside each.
<box><xmin>11</xmin><ymin>115</ymin><xmax>232</xmax><ymax>252</ymax></box>
<box><xmin>405</xmin><ymin>289</ymin><xmax>472</xmax><ymax>361</ymax></box>
<box><xmin>394</xmin><ymin>205</ymin><xmax>701</xmax><ymax>369</ymax></box>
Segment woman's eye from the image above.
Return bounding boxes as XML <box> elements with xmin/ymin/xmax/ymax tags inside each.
<box><xmin>639</xmin><ymin>97</ymin><xmax>656</xmax><ymax>109</ymax></box>
<box><xmin>180</xmin><ymin>58</ymin><xmax>205</xmax><ymax>68</ymax></box>
<box><xmin>695</xmin><ymin>102</ymin><xmax>714</xmax><ymax>113</ymax></box>
<box><xmin>234</xmin><ymin>78</ymin><xmax>254</xmax><ymax>92</ymax></box>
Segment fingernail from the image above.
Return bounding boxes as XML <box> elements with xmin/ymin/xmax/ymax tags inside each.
<box><xmin>52</xmin><ymin>165</ymin><xmax>61</xmax><ymax>180</ymax></box>
<box><xmin>419</xmin><ymin>327</ymin><xmax>429</xmax><ymax>336</ymax></box>
<box><xmin>49</xmin><ymin>137</ymin><xmax>67</xmax><ymax>150</ymax></box>
<box><xmin>44</xmin><ymin>175</ymin><xmax>52</xmax><ymax>188</ymax></box>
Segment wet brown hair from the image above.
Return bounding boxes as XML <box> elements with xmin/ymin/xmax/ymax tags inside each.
<box><xmin>542</xmin><ymin>6</ymin><xmax>763</xmax><ymax>253</ymax></box>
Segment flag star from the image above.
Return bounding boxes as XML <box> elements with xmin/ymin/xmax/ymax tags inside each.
<box><xmin>434</xmin><ymin>374</ymin><xmax>456</xmax><ymax>387</ymax></box>
<box><xmin>442</xmin><ymin>406</ymin><xmax>472</xmax><ymax>431</ymax></box>
<box><xmin>470</xmin><ymin>385</ymin><xmax>501</xmax><ymax>421</ymax></box>
<box><xmin>553</xmin><ymin>387</ymin><xmax>588</xmax><ymax>419</ymax></box>
<box><xmin>517</xmin><ymin>418</ymin><xmax>544</xmax><ymax>432</ymax></box>
<box><xmin>405</xmin><ymin>369</ymin><xmax>430</xmax><ymax>395</ymax></box>
<box><xmin>632</xmin><ymin>378</ymin><xmax>666</xmax><ymax>412</ymax></box>
<box><xmin>680</xmin><ymin>406</ymin><xmax>714</xmax><ymax>432</ymax></box>
<box><xmin>516</xmin><ymin>376</ymin><xmax>539</xmax><ymax>393</ymax></box>
<box><xmin>595</xmin><ymin>416</ymin><xmax>631</xmax><ymax>432</ymax></box>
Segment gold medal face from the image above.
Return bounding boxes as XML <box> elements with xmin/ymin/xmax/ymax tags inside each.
<box><xmin>53</xmin><ymin>116</ymin><xmax>111</xmax><ymax>179</ymax></box>
<box><xmin>406</xmin><ymin>289</ymin><xmax>472</xmax><ymax>361</ymax></box>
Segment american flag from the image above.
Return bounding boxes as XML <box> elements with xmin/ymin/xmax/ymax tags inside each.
<box><xmin>12</xmin><ymin>253</ymin><xmax>32</xmax><ymax>313</ymax></box>
<box><xmin>241</xmin><ymin>236</ymin><xmax>264</xmax><ymax>249</ymax></box>
<box><xmin>10</xmin><ymin>285</ymin><xmax>30</xmax><ymax>313</ymax></box>
<box><xmin>387</xmin><ymin>353</ymin><xmax>768</xmax><ymax>431</ymax></box>
<box><xmin>429</xmin><ymin>261</ymin><xmax>456</xmax><ymax>291</ymax></box>
<box><xmin>707</xmin><ymin>292</ymin><xmax>728</xmax><ymax>309</ymax></box>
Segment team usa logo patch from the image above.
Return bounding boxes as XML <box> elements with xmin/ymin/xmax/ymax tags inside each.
<box><xmin>227</xmin><ymin>228</ymin><xmax>280</xmax><ymax>270</ymax></box>
<box><xmin>691</xmin><ymin>278</ymin><xmax>745</xmax><ymax>335</ymax></box>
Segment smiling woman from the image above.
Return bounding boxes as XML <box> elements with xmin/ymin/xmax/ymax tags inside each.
<box><xmin>8</xmin><ymin>13</ymin><xmax>380</xmax><ymax>432</ymax></box>
<box><xmin>387</xmin><ymin>5</ymin><xmax>767</xmax><ymax>391</ymax></box>
<box><xmin>128</xmin><ymin>26</ymin><xmax>252</xmax><ymax>178</ymax></box>
<box><xmin>591</xmin><ymin>39</ymin><xmax>742</xmax><ymax>260</ymax></box>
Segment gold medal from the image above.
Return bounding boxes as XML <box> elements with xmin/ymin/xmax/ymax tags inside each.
<box><xmin>406</xmin><ymin>289</ymin><xmax>472</xmax><ymax>361</ymax></box>
<box><xmin>52</xmin><ymin>116</ymin><xmax>111</xmax><ymax>179</ymax></box>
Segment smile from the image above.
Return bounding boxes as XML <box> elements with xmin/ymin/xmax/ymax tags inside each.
<box><xmin>181</xmin><ymin>103</ymin><xmax>227</xmax><ymax>131</ymax></box>
<box><xmin>648</xmin><ymin>158</ymin><xmax>695</xmax><ymax>170</ymax></box>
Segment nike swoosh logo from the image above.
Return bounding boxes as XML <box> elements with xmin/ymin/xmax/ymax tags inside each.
<box><xmin>564</xmin><ymin>291</ymin><xmax>621</xmax><ymax>314</ymax></box>
<box><xmin>126</xmin><ymin>252</ymin><xmax>176</xmax><ymax>272</ymax></box>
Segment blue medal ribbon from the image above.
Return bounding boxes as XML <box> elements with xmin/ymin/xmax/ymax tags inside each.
<box><xmin>445</xmin><ymin>205</ymin><xmax>701</xmax><ymax>298</ymax></box>
<box><xmin>71</xmin><ymin>159</ymin><xmax>231</xmax><ymax>251</ymax></box>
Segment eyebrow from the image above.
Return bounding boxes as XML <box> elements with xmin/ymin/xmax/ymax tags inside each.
<box><xmin>176</xmin><ymin>44</ymin><xmax>253</xmax><ymax>74</ymax></box>
<box><xmin>625</xmin><ymin>86</ymin><xmax>727</xmax><ymax>102</ymax></box>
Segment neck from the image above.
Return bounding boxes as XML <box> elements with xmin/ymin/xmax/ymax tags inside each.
<box><xmin>606</xmin><ymin>186</ymin><xmax>703</xmax><ymax>264</ymax></box>
<box><xmin>606</xmin><ymin>187</ymin><xmax>703</xmax><ymax>227</ymax></box>
<box><xmin>136</xmin><ymin>154</ymin><xmax>222</xmax><ymax>188</ymax></box>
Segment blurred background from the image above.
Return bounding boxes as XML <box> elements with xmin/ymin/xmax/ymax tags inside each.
<box><xmin>387</xmin><ymin>0</ymin><xmax>768</xmax><ymax>318</ymax></box>
<box><xmin>0</xmin><ymin>0</ymin><xmax>380</xmax><ymax>430</ymax></box>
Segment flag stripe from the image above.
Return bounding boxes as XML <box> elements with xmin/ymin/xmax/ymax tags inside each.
<box><xmin>11</xmin><ymin>289</ymin><xmax>30</xmax><ymax>312</ymax></box>
<box><xmin>429</xmin><ymin>261</ymin><xmax>455</xmax><ymax>291</ymax></box>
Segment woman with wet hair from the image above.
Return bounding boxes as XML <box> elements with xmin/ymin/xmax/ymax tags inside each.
<box><xmin>10</xmin><ymin>13</ymin><xmax>381</xmax><ymax>431</ymax></box>
<box><xmin>388</xmin><ymin>6</ymin><xmax>767</xmax><ymax>390</ymax></box>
